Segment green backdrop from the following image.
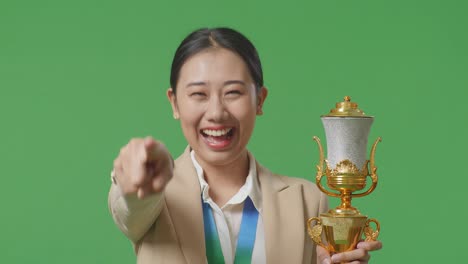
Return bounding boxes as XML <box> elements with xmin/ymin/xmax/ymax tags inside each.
<box><xmin>1</xmin><ymin>0</ymin><xmax>467</xmax><ymax>263</ymax></box>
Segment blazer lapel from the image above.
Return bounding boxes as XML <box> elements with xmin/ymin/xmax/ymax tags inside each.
<box><xmin>164</xmin><ymin>150</ymin><xmax>308</xmax><ymax>264</ymax></box>
<box><xmin>165</xmin><ymin>147</ymin><xmax>206</xmax><ymax>264</ymax></box>
<box><xmin>258</xmin><ymin>163</ymin><xmax>306</xmax><ymax>264</ymax></box>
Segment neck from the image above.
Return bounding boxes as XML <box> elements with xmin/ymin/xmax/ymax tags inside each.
<box><xmin>196</xmin><ymin>151</ymin><xmax>250</xmax><ymax>207</ymax></box>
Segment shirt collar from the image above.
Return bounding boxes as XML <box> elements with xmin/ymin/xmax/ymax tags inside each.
<box><xmin>190</xmin><ymin>150</ymin><xmax>262</xmax><ymax>211</ymax></box>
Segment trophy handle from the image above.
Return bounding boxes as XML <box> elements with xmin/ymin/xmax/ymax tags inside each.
<box><xmin>307</xmin><ymin>217</ymin><xmax>326</xmax><ymax>248</ymax></box>
<box><xmin>352</xmin><ymin>137</ymin><xmax>382</xmax><ymax>198</ymax></box>
<box><xmin>364</xmin><ymin>218</ymin><xmax>380</xmax><ymax>241</ymax></box>
<box><xmin>313</xmin><ymin>136</ymin><xmax>340</xmax><ymax>198</ymax></box>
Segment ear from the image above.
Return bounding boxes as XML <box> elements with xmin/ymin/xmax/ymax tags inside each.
<box><xmin>256</xmin><ymin>86</ymin><xmax>268</xmax><ymax>115</ymax></box>
<box><xmin>167</xmin><ymin>88</ymin><xmax>180</xmax><ymax>120</ymax></box>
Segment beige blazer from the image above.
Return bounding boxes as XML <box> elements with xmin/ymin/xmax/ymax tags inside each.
<box><xmin>110</xmin><ymin>148</ymin><xmax>328</xmax><ymax>264</ymax></box>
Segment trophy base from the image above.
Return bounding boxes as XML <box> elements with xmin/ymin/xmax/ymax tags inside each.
<box><xmin>320</xmin><ymin>213</ymin><xmax>368</xmax><ymax>254</ymax></box>
<box><xmin>308</xmin><ymin>208</ymin><xmax>380</xmax><ymax>255</ymax></box>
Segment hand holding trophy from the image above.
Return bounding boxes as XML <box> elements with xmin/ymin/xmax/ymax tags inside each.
<box><xmin>308</xmin><ymin>96</ymin><xmax>381</xmax><ymax>257</ymax></box>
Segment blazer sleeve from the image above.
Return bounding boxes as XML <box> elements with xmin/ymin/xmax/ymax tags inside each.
<box><xmin>318</xmin><ymin>191</ymin><xmax>329</xmax><ymax>215</ymax></box>
<box><xmin>302</xmin><ymin>180</ymin><xmax>329</xmax><ymax>264</ymax></box>
<box><xmin>108</xmin><ymin>183</ymin><xmax>164</xmax><ymax>243</ymax></box>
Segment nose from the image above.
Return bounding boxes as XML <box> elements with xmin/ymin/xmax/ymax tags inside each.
<box><xmin>205</xmin><ymin>96</ymin><xmax>227</xmax><ymax>122</ymax></box>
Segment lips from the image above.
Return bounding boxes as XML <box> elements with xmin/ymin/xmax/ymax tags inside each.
<box><xmin>200</xmin><ymin>127</ymin><xmax>235</xmax><ymax>150</ymax></box>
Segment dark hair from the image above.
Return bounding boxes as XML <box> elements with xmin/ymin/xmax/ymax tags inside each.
<box><xmin>170</xmin><ymin>27</ymin><xmax>263</xmax><ymax>94</ymax></box>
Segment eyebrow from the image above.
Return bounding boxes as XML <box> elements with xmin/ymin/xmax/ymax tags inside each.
<box><xmin>224</xmin><ymin>80</ymin><xmax>246</xmax><ymax>86</ymax></box>
<box><xmin>185</xmin><ymin>80</ymin><xmax>246</xmax><ymax>88</ymax></box>
<box><xmin>186</xmin><ymin>81</ymin><xmax>206</xmax><ymax>88</ymax></box>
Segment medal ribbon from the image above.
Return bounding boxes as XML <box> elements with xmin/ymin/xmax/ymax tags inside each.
<box><xmin>202</xmin><ymin>196</ymin><xmax>259</xmax><ymax>264</ymax></box>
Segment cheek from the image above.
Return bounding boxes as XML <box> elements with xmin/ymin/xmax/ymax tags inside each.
<box><xmin>238</xmin><ymin>96</ymin><xmax>258</xmax><ymax>117</ymax></box>
<box><xmin>180</xmin><ymin>114</ymin><xmax>200</xmax><ymax>131</ymax></box>
<box><xmin>179</xmin><ymin>118</ymin><xmax>201</xmax><ymax>146</ymax></box>
<box><xmin>233</xmin><ymin>101</ymin><xmax>257</xmax><ymax>129</ymax></box>
<box><xmin>178</xmin><ymin>104</ymin><xmax>203</xmax><ymax>134</ymax></box>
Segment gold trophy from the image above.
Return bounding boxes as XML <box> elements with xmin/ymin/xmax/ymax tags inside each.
<box><xmin>308</xmin><ymin>96</ymin><xmax>381</xmax><ymax>255</ymax></box>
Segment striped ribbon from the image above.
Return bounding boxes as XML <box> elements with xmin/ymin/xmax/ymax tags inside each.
<box><xmin>202</xmin><ymin>196</ymin><xmax>259</xmax><ymax>264</ymax></box>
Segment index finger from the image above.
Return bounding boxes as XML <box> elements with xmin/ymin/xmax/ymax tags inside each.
<box><xmin>143</xmin><ymin>136</ymin><xmax>157</xmax><ymax>151</ymax></box>
<box><xmin>357</xmin><ymin>240</ymin><xmax>383</xmax><ymax>251</ymax></box>
<box><xmin>143</xmin><ymin>137</ymin><xmax>162</xmax><ymax>161</ymax></box>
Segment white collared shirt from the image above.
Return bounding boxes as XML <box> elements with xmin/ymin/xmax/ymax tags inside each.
<box><xmin>190</xmin><ymin>151</ymin><xmax>266</xmax><ymax>264</ymax></box>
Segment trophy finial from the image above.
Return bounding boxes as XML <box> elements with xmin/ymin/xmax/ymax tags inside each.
<box><xmin>325</xmin><ymin>96</ymin><xmax>371</xmax><ymax>117</ymax></box>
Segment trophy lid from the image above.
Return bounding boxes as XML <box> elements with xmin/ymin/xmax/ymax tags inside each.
<box><xmin>323</xmin><ymin>96</ymin><xmax>372</xmax><ymax>118</ymax></box>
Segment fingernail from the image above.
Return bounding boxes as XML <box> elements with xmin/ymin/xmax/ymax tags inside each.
<box><xmin>137</xmin><ymin>189</ymin><xmax>145</xmax><ymax>200</ymax></box>
<box><xmin>331</xmin><ymin>254</ymin><xmax>339</xmax><ymax>263</ymax></box>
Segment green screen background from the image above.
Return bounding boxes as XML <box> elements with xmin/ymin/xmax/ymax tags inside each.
<box><xmin>1</xmin><ymin>0</ymin><xmax>467</xmax><ymax>263</ymax></box>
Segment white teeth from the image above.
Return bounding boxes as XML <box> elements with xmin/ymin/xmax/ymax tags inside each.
<box><xmin>202</xmin><ymin>128</ymin><xmax>232</xmax><ymax>137</ymax></box>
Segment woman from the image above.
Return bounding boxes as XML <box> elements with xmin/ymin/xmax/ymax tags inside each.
<box><xmin>108</xmin><ymin>27</ymin><xmax>382</xmax><ymax>264</ymax></box>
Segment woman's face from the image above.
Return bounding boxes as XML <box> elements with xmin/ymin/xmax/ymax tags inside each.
<box><xmin>168</xmin><ymin>48</ymin><xmax>267</xmax><ymax>167</ymax></box>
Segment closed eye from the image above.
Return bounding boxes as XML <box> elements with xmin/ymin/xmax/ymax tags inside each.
<box><xmin>226</xmin><ymin>90</ymin><xmax>242</xmax><ymax>95</ymax></box>
<box><xmin>190</xmin><ymin>92</ymin><xmax>206</xmax><ymax>97</ymax></box>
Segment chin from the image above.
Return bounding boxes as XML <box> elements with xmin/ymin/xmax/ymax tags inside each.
<box><xmin>194</xmin><ymin>146</ymin><xmax>246</xmax><ymax>167</ymax></box>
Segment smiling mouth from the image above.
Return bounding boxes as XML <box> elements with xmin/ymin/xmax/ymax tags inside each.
<box><xmin>200</xmin><ymin>128</ymin><xmax>235</xmax><ymax>139</ymax></box>
<box><xmin>200</xmin><ymin>127</ymin><xmax>235</xmax><ymax>149</ymax></box>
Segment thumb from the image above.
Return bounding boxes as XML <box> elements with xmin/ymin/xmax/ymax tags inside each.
<box><xmin>316</xmin><ymin>246</ymin><xmax>331</xmax><ymax>264</ymax></box>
